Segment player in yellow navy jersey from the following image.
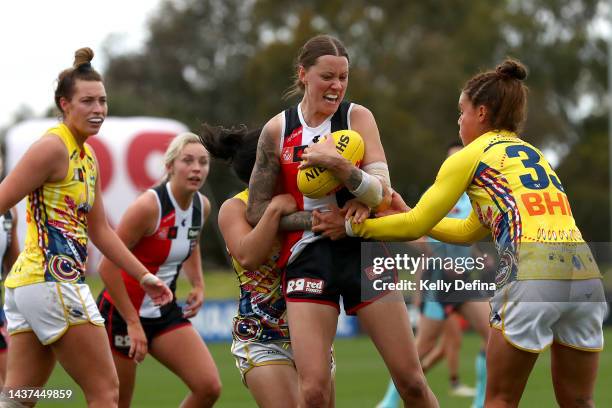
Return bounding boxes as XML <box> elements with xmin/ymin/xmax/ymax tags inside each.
<box><xmin>310</xmin><ymin>59</ymin><xmax>606</xmax><ymax>407</ymax></box>
<box><xmin>203</xmin><ymin>124</ymin><xmax>341</xmax><ymax>408</ymax></box>
<box><xmin>0</xmin><ymin>48</ymin><xmax>171</xmax><ymax>408</ymax></box>
<box><xmin>201</xmin><ymin>125</ymin><xmax>302</xmax><ymax>407</ymax></box>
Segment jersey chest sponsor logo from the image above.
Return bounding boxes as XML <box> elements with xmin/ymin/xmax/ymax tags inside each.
<box><xmin>281</xmin><ymin>145</ymin><xmax>308</xmax><ymax>164</ymax></box>
<box><xmin>286</xmin><ymin>277</ymin><xmax>325</xmax><ymax>295</ymax></box>
<box><xmin>285</xmin><ymin>128</ymin><xmax>303</xmax><ymax>145</ymax></box>
<box><xmin>157</xmin><ymin>226</ymin><xmax>178</xmax><ymax>239</ymax></box>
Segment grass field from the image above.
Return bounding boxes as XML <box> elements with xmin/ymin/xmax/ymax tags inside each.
<box><xmin>34</xmin><ymin>273</ymin><xmax>612</xmax><ymax>407</ymax></box>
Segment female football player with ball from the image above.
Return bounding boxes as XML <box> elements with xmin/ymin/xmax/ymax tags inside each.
<box><xmin>246</xmin><ymin>34</ymin><xmax>438</xmax><ymax>408</ymax></box>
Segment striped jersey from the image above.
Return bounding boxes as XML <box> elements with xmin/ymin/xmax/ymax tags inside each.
<box><xmin>278</xmin><ymin>101</ymin><xmax>357</xmax><ymax>265</ymax></box>
<box><xmin>102</xmin><ymin>182</ymin><xmax>204</xmax><ymax>318</ymax></box>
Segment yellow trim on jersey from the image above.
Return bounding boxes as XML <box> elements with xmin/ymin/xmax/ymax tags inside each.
<box><xmin>352</xmin><ymin>130</ymin><xmax>600</xmax><ymax>281</ymax></box>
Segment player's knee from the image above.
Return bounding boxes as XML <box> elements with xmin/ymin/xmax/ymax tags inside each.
<box><xmin>91</xmin><ymin>374</ymin><xmax>120</xmax><ymax>405</ymax></box>
<box><xmin>486</xmin><ymin>387</ymin><xmax>520</xmax><ymax>408</ymax></box>
<box><xmin>192</xmin><ymin>376</ymin><xmax>222</xmax><ymax>404</ymax></box>
<box><xmin>395</xmin><ymin>374</ymin><xmax>429</xmax><ymax>403</ymax></box>
<box><xmin>300</xmin><ymin>378</ymin><xmax>330</xmax><ymax>408</ymax></box>
<box><xmin>552</xmin><ymin>383</ymin><xmax>593</xmax><ymax>408</ymax></box>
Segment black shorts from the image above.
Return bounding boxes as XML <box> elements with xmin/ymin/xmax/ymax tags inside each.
<box><xmin>0</xmin><ymin>331</ymin><xmax>6</xmax><ymax>352</ymax></box>
<box><xmin>283</xmin><ymin>238</ymin><xmax>396</xmax><ymax>315</ymax></box>
<box><xmin>97</xmin><ymin>295</ymin><xmax>191</xmax><ymax>358</ymax></box>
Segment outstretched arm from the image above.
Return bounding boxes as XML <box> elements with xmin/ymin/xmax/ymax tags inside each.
<box><xmin>347</xmin><ymin>148</ymin><xmax>480</xmax><ymax>242</ymax></box>
<box><xmin>429</xmin><ymin>211</ymin><xmax>489</xmax><ymax>244</ymax></box>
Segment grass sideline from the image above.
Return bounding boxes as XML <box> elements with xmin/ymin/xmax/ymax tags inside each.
<box><xmin>35</xmin><ymin>272</ymin><xmax>611</xmax><ymax>407</ymax></box>
<box><xmin>39</xmin><ymin>330</ymin><xmax>612</xmax><ymax>407</ymax></box>
<box><xmin>85</xmin><ymin>269</ymin><xmax>239</xmax><ymax>300</ymax></box>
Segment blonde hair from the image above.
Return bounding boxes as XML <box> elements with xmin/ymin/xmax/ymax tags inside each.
<box><xmin>164</xmin><ymin>132</ymin><xmax>206</xmax><ymax>181</ymax></box>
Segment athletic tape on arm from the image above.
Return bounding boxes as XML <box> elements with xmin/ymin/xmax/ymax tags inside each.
<box><xmin>349</xmin><ymin>162</ymin><xmax>390</xmax><ymax>208</ymax></box>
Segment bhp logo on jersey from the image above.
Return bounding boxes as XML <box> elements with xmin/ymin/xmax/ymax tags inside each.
<box><xmin>286</xmin><ymin>278</ymin><xmax>325</xmax><ymax>295</ymax></box>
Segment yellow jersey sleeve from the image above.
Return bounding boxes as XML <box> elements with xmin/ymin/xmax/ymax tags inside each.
<box><xmin>351</xmin><ymin>145</ymin><xmax>481</xmax><ymax>240</ymax></box>
<box><xmin>429</xmin><ymin>210</ymin><xmax>489</xmax><ymax>244</ymax></box>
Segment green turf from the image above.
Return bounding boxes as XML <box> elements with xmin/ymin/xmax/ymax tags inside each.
<box><xmin>86</xmin><ymin>270</ymin><xmax>239</xmax><ymax>301</ymax></box>
<box><xmin>37</xmin><ymin>329</ymin><xmax>612</xmax><ymax>407</ymax></box>
<box><xmin>36</xmin><ymin>273</ymin><xmax>612</xmax><ymax>406</ymax></box>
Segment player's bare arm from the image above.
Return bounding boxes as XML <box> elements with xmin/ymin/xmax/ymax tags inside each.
<box><xmin>246</xmin><ymin>115</ymin><xmax>313</xmax><ymax>231</ymax></box>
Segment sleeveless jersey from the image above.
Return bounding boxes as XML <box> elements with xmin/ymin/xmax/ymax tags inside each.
<box><xmin>6</xmin><ymin>124</ymin><xmax>97</xmax><ymax>288</ymax></box>
<box><xmin>352</xmin><ymin>130</ymin><xmax>600</xmax><ymax>286</ymax></box>
<box><xmin>231</xmin><ymin>190</ymin><xmax>289</xmax><ymax>342</ymax></box>
<box><xmin>0</xmin><ymin>211</ymin><xmax>14</xmax><ymax>275</ymax></box>
<box><xmin>279</xmin><ymin>101</ymin><xmax>356</xmax><ymax>265</ymax></box>
<box><xmin>102</xmin><ymin>182</ymin><xmax>204</xmax><ymax>318</ymax></box>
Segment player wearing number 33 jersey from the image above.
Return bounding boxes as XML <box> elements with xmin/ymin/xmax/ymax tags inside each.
<box><xmin>347</xmin><ymin>128</ymin><xmax>606</xmax><ymax>353</ymax></box>
<box><xmin>349</xmin><ymin>129</ymin><xmax>601</xmax><ymax>286</ymax></box>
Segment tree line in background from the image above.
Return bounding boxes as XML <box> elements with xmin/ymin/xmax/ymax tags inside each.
<box><xmin>14</xmin><ymin>0</ymin><xmax>612</xmax><ymax>267</ymax></box>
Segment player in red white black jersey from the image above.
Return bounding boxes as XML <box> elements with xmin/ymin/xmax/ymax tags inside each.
<box><xmin>0</xmin><ymin>154</ymin><xmax>19</xmax><ymax>387</ymax></box>
<box><xmin>98</xmin><ymin>133</ymin><xmax>221</xmax><ymax>408</ymax></box>
<box><xmin>246</xmin><ymin>34</ymin><xmax>437</xmax><ymax>408</ymax></box>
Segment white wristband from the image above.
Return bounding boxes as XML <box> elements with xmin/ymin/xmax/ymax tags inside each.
<box><xmin>349</xmin><ymin>170</ymin><xmax>383</xmax><ymax>208</ymax></box>
<box><xmin>345</xmin><ymin>218</ymin><xmax>356</xmax><ymax>237</ymax></box>
<box><xmin>139</xmin><ymin>272</ymin><xmax>159</xmax><ymax>286</ymax></box>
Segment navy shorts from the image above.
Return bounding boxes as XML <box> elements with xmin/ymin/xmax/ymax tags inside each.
<box><xmin>283</xmin><ymin>238</ymin><xmax>396</xmax><ymax>315</ymax></box>
<box><xmin>97</xmin><ymin>294</ymin><xmax>191</xmax><ymax>358</ymax></box>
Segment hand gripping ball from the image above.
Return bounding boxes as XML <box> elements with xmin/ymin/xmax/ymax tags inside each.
<box><xmin>297</xmin><ymin>129</ymin><xmax>365</xmax><ymax>199</ymax></box>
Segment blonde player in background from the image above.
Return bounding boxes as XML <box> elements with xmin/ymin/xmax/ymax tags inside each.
<box><xmin>97</xmin><ymin>132</ymin><xmax>221</xmax><ymax>408</ymax></box>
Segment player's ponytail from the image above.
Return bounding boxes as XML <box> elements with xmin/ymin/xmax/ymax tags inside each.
<box><xmin>200</xmin><ymin>124</ymin><xmax>261</xmax><ymax>184</ymax></box>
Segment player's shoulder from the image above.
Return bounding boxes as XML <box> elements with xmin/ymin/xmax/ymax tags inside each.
<box><xmin>264</xmin><ymin>112</ymin><xmax>284</xmax><ymax>135</ymax></box>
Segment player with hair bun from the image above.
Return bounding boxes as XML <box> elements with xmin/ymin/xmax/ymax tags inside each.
<box><xmin>0</xmin><ymin>48</ymin><xmax>172</xmax><ymax>407</ymax></box>
<box><xmin>313</xmin><ymin>58</ymin><xmax>607</xmax><ymax>407</ymax></box>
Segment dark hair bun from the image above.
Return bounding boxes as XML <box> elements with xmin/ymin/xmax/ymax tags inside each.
<box><xmin>496</xmin><ymin>58</ymin><xmax>527</xmax><ymax>81</ymax></box>
<box><xmin>73</xmin><ymin>47</ymin><xmax>94</xmax><ymax>70</ymax></box>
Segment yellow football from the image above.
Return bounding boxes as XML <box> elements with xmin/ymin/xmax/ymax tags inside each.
<box><xmin>297</xmin><ymin>129</ymin><xmax>365</xmax><ymax>199</ymax></box>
